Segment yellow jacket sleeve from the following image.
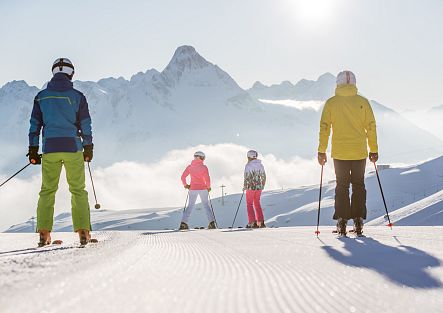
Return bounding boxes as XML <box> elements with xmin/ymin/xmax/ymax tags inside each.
<box><xmin>318</xmin><ymin>102</ymin><xmax>331</xmax><ymax>153</ymax></box>
<box><xmin>365</xmin><ymin>101</ymin><xmax>378</xmax><ymax>153</ymax></box>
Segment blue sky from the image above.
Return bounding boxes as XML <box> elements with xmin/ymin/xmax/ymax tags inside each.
<box><xmin>0</xmin><ymin>0</ymin><xmax>442</xmax><ymax>110</ymax></box>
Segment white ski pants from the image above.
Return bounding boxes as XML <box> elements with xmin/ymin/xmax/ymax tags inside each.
<box><xmin>182</xmin><ymin>190</ymin><xmax>215</xmax><ymax>223</ymax></box>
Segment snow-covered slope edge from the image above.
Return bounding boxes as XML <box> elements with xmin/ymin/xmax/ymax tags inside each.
<box><xmin>368</xmin><ymin>190</ymin><xmax>443</xmax><ymax>226</ymax></box>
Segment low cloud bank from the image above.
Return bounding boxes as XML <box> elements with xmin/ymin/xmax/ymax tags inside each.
<box><xmin>0</xmin><ymin>143</ymin><xmax>335</xmax><ymax>231</ymax></box>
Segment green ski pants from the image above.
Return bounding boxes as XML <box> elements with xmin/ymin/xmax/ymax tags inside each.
<box><xmin>37</xmin><ymin>152</ymin><xmax>91</xmax><ymax>232</ymax></box>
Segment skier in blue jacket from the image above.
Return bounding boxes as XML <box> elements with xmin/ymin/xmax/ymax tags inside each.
<box><xmin>28</xmin><ymin>58</ymin><xmax>95</xmax><ymax>246</ymax></box>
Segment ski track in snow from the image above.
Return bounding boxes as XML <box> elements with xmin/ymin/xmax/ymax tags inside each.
<box><xmin>1</xmin><ymin>227</ymin><xmax>442</xmax><ymax>313</ymax></box>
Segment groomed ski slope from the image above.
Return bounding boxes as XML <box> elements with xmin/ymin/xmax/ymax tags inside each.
<box><xmin>1</xmin><ymin>227</ymin><xmax>442</xmax><ymax>313</ymax></box>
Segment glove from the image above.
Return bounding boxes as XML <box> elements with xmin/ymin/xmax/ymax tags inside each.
<box><xmin>27</xmin><ymin>146</ymin><xmax>41</xmax><ymax>165</ymax></box>
<box><xmin>83</xmin><ymin>144</ymin><xmax>94</xmax><ymax>162</ymax></box>
<box><xmin>184</xmin><ymin>184</ymin><xmax>191</xmax><ymax>189</ymax></box>
<box><xmin>207</xmin><ymin>187</ymin><xmax>212</xmax><ymax>192</ymax></box>
<box><xmin>317</xmin><ymin>152</ymin><xmax>327</xmax><ymax>166</ymax></box>
<box><xmin>369</xmin><ymin>152</ymin><xmax>379</xmax><ymax>163</ymax></box>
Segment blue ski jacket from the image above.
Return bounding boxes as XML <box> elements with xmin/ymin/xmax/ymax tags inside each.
<box><xmin>29</xmin><ymin>73</ymin><xmax>93</xmax><ymax>153</ymax></box>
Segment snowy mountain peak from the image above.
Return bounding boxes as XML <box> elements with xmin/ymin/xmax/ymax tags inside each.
<box><xmin>280</xmin><ymin>80</ymin><xmax>294</xmax><ymax>87</ymax></box>
<box><xmin>164</xmin><ymin>45</ymin><xmax>211</xmax><ymax>74</ymax></box>
<box><xmin>317</xmin><ymin>72</ymin><xmax>335</xmax><ymax>81</ymax></box>
<box><xmin>1</xmin><ymin>80</ymin><xmax>34</xmax><ymax>93</ymax></box>
<box><xmin>172</xmin><ymin>45</ymin><xmax>198</xmax><ymax>57</ymax></box>
<box><xmin>252</xmin><ymin>81</ymin><xmax>266</xmax><ymax>90</ymax></box>
<box><xmin>152</xmin><ymin>45</ymin><xmax>242</xmax><ymax>95</ymax></box>
<box><xmin>248</xmin><ymin>72</ymin><xmax>337</xmax><ymax>101</ymax></box>
<box><xmin>0</xmin><ymin>80</ymin><xmax>39</xmax><ymax>101</ymax></box>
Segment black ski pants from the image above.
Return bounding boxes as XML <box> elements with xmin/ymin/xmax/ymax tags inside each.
<box><xmin>333</xmin><ymin>159</ymin><xmax>367</xmax><ymax>220</ymax></box>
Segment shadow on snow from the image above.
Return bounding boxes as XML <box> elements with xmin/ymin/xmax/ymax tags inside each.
<box><xmin>322</xmin><ymin>237</ymin><xmax>442</xmax><ymax>289</ymax></box>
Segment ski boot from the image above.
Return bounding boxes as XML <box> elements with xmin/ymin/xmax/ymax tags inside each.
<box><xmin>207</xmin><ymin>221</ymin><xmax>217</xmax><ymax>229</ymax></box>
<box><xmin>258</xmin><ymin>221</ymin><xmax>267</xmax><ymax>228</ymax></box>
<box><xmin>179</xmin><ymin>222</ymin><xmax>189</xmax><ymax>230</ymax></box>
<box><xmin>246</xmin><ymin>221</ymin><xmax>257</xmax><ymax>229</ymax></box>
<box><xmin>336</xmin><ymin>218</ymin><xmax>348</xmax><ymax>236</ymax></box>
<box><xmin>353</xmin><ymin>217</ymin><xmax>364</xmax><ymax>236</ymax></box>
<box><xmin>38</xmin><ymin>230</ymin><xmax>51</xmax><ymax>247</ymax></box>
<box><xmin>78</xmin><ymin>229</ymin><xmax>98</xmax><ymax>246</ymax></box>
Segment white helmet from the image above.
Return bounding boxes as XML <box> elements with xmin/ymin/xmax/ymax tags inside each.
<box><xmin>247</xmin><ymin>150</ymin><xmax>258</xmax><ymax>159</ymax></box>
<box><xmin>336</xmin><ymin>70</ymin><xmax>356</xmax><ymax>86</ymax></box>
<box><xmin>194</xmin><ymin>151</ymin><xmax>205</xmax><ymax>159</ymax></box>
<box><xmin>52</xmin><ymin>58</ymin><xmax>75</xmax><ymax>79</ymax></box>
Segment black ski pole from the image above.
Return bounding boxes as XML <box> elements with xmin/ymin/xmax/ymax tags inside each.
<box><xmin>230</xmin><ymin>190</ymin><xmax>245</xmax><ymax>229</ymax></box>
<box><xmin>0</xmin><ymin>163</ymin><xmax>32</xmax><ymax>189</ymax></box>
<box><xmin>87</xmin><ymin>162</ymin><xmax>101</xmax><ymax>209</ymax></box>
<box><xmin>373</xmin><ymin>161</ymin><xmax>393</xmax><ymax>229</ymax></box>
<box><xmin>183</xmin><ymin>191</ymin><xmax>189</xmax><ymax>213</ymax></box>
<box><xmin>315</xmin><ymin>165</ymin><xmax>324</xmax><ymax>236</ymax></box>
<box><xmin>208</xmin><ymin>193</ymin><xmax>218</xmax><ymax>228</ymax></box>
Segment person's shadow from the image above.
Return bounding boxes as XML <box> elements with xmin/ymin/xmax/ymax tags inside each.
<box><xmin>322</xmin><ymin>237</ymin><xmax>442</xmax><ymax>289</ymax></box>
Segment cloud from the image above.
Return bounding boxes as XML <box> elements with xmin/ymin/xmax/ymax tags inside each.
<box><xmin>0</xmin><ymin>143</ymin><xmax>336</xmax><ymax>231</ymax></box>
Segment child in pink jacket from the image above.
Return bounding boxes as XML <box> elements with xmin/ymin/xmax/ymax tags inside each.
<box><xmin>180</xmin><ymin>151</ymin><xmax>215</xmax><ymax>230</ymax></box>
<box><xmin>244</xmin><ymin>150</ymin><xmax>266</xmax><ymax>228</ymax></box>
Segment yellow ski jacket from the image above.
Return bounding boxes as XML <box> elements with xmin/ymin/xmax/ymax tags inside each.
<box><xmin>318</xmin><ymin>85</ymin><xmax>378</xmax><ymax>160</ymax></box>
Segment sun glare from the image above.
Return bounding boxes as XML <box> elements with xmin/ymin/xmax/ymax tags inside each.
<box><xmin>293</xmin><ymin>0</ymin><xmax>335</xmax><ymax>24</ymax></box>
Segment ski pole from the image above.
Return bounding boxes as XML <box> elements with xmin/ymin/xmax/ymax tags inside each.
<box><xmin>183</xmin><ymin>191</ymin><xmax>189</xmax><ymax>213</ymax></box>
<box><xmin>0</xmin><ymin>163</ymin><xmax>32</xmax><ymax>189</ymax></box>
<box><xmin>373</xmin><ymin>161</ymin><xmax>393</xmax><ymax>228</ymax></box>
<box><xmin>230</xmin><ymin>190</ymin><xmax>245</xmax><ymax>229</ymax></box>
<box><xmin>315</xmin><ymin>165</ymin><xmax>324</xmax><ymax>236</ymax></box>
<box><xmin>87</xmin><ymin>162</ymin><xmax>101</xmax><ymax>209</ymax></box>
<box><xmin>208</xmin><ymin>193</ymin><xmax>218</xmax><ymax>228</ymax></box>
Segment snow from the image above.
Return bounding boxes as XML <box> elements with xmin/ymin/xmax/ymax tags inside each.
<box><xmin>258</xmin><ymin>98</ymin><xmax>324</xmax><ymax>111</ymax></box>
<box><xmin>368</xmin><ymin>190</ymin><xmax>443</xmax><ymax>226</ymax></box>
<box><xmin>0</xmin><ymin>227</ymin><xmax>442</xmax><ymax>313</ymax></box>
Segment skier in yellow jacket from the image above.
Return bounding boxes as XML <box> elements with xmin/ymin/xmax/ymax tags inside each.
<box><xmin>317</xmin><ymin>70</ymin><xmax>378</xmax><ymax>236</ymax></box>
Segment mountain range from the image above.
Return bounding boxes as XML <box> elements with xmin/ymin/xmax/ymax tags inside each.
<box><xmin>1</xmin><ymin>45</ymin><xmax>442</xmax><ymax>172</ymax></box>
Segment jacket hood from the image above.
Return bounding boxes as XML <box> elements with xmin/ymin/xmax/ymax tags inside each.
<box><xmin>335</xmin><ymin>84</ymin><xmax>358</xmax><ymax>97</ymax></box>
<box><xmin>47</xmin><ymin>73</ymin><xmax>73</xmax><ymax>92</ymax></box>
<box><xmin>191</xmin><ymin>159</ymin><xmax>204</xmax><ymax>166</ymax></box>
<box><xmin>245</xmin><ymin>159</ymin><xmax>263</xmax><ymax>172</ymax></box>
<box><xmin>248</xmin><ymin>159</ymin><xmax>262</xmax><ymax>165</ymax></box>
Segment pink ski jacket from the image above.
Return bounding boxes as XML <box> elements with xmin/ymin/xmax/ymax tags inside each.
<box><xmin>181</xmin><ymin>159</ymin><xmax>211</xmax><ymax>190</ymax></box>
